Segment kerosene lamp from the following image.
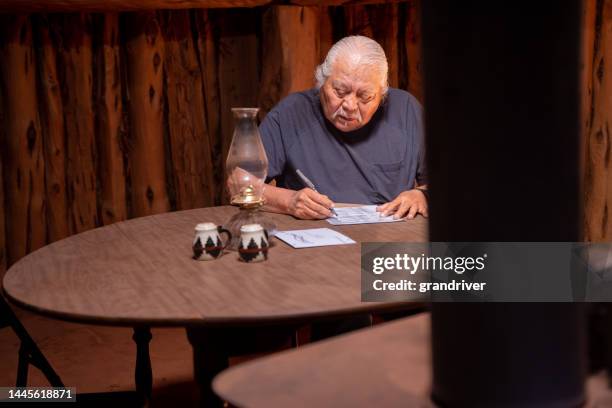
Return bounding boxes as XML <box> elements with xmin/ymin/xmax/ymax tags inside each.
<box><xmin>224</xmin><ymin>108</ymin><xmax>275</xmax><ymax>249</ymax></box>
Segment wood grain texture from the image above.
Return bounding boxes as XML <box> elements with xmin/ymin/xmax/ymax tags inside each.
<box><xmin>194</xmin><ymin>10</ymin><xmax>224</xmax><ymax>205</ymax></box>
<box><xmin>584</xmin><ymin>0</ymin><xmax>612</xmax><ymax>241</ymax></box>
<box><xmin>3</xmin><ymin>206</ymin><xmax>428</xmax><ymax>326</ymax></box>
<box><xmin>95</xmin><ymin>13</ymin><xmax>127</xmax><ymax>225</ymax></box>
<box><xmin>343</xmin><ymin>3</ymin><xmax>399</xmax><ymax>88</ymax></box>
<box><xmin>214</xmin><ymin>313</ymin><xmax>432</xmax><ymax>407</ymax></box>
<box><xmin>318</xmin><ymin>5</ymin><xmax>334</xmax><ymax>61</ymax></box>
<box><xmin>35</xmin><ymin>15</ymin><xmax>70</xmax><ymax>243</ymax></box>
<box><xmin>368</xmin><ymin>3</ymin><xmax>399</xmax><ymax>88</ymax></box>
<box><xmin>343</xmin><ymin>6</ymin><xmax>373</xmax><ymax>46</ymax></box>
<box><xmin>404</xmin><ymin>0</ymin><xmax>422</xmax><ymax>101</ymax></box>
<box><xmin>0</xmin><ymin>0</ymin><xmax>404</xmax><ymax>12</ymax></box>
<box><xmin>162</xmin><ymin>10</ymin><xmax>215</xmax><ymax>210</ymax></box>
<box><xmin>216</xmin><ymin>8</ymin><xmax>261</xmax><ymax>203</ymax></box>
<box><xmin>259</xmin><ymin>6</ymin><xmax>320</xmax><ymax>116</ymax></box>
<box><xmin>0</xmin><ymin>15</ymin><xmax>47</xmax><ymax>265</ymax></box>
<box><xmin>293</xmin><ymin>0</ymin><xmax>407</xmax><ymax>5</ymax></box>
<box><xmin>0</xmin><ymin>155</ymin><xmax>5</xmax><ymax>277</ymax></box>
<box><xmin>0</xmin><ymin>0</ymin><xmax>272</xmax><ymax>12</ymax></box>
<box><xmin>124</xmin><ymin>12</ymin><xmax>170</xmax><ymax>216</ymax></box>
<box><xmin>582</xmin><ymin>0</ymin><xmax>597</xmax><ymax>204</ymax></box>
<box><xmin>55</xmin><ymin>14</ymin><xmax>99</xmax><ymax>233</ymax></box>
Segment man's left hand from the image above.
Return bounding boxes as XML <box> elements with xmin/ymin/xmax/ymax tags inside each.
<box><xmin>377</xmin><ymin>189</ymin><xmax>428</xmax><ymax>220</ymax></box>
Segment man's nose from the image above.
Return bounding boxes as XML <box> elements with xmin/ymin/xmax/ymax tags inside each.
<box><xmin>342</xmin><ymin>95</ymin><xmax>358</xmax><ymax>112</ymax></box>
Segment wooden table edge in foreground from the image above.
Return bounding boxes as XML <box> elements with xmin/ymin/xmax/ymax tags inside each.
<box><xmin>1</xmin><ymin>284</ymin><xmax>424</xmax><ymax>328</ymax></box>
<box><xmin>213</xmin><ymin>312</ymin><xmax>434</xmax><ymax>408</ymax></box>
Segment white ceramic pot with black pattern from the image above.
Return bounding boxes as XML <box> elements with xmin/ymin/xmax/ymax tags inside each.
<box><xmin>238</xmin><ymin>224</ymin><xmax>269</xmax><ymax>263</ymax></box>
<box><xmin>192</xmin><ymin>223</ymin><xmax>232</xmax><ymax>261</ymax></box>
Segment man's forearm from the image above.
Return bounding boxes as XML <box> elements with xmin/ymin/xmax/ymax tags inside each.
<box><xmin>262</xmin><ymin>183</ymin><xmax>337</xmax><ymax>220</ymax></box>
<box><xmin>262</xmin><ymin>184</ymin><xmax>294</xmax><ymax>215</ymax></box>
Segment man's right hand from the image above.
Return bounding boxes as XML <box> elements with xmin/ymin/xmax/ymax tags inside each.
<box><xmin>287</xmin><ymin>188</ymin><xmax>334</xmax><ymax>220</ymax></box>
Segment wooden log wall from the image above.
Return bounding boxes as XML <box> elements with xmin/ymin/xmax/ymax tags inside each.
<box><xmin>0</xmin><ymin>0</ymin><xmax>610</xmax><ymax>273</ymax></box>
<box><xmin>584</xmin><ymin>0</ymin><xmax>612</xmax><ymax>242</ymax></box>
<box><xmin>0</xmin><ymin>16</ymin><xmax>47</xmax><ymax>269</ymax></box>
<box><xmin>0</xmin><ymin>154</ymin><xmax>5</xmax><ymax>279</ymax></box>
<box><xmin>0</xmin><ymin>3</ymin><xmax>422</xmax><ymax>270</ymax></box>
<box><xmin>96</xmin><ymin>14</ymin><xmax>128</xmax><ymax>226</ymax></box>
<box><xmin>59</xmin><ymin>14</ymin><xmax>100</xmax><ymax>234</ymax></box>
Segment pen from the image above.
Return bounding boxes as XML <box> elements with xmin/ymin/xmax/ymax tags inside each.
<box><xmin>295</xmin><ymin>169</ymin><xmax>339</xmax><ymax>217</ymax></box>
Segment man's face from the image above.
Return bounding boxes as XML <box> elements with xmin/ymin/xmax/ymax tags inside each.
<box><xmin>319</xmin><ymin>59</ymin><xmax>384</xmax><ymax>132</ymax></box>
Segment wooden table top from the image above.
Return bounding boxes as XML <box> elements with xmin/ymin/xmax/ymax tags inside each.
<box><xmin>213</xmin><ymin>313</ymin><xmax>433</xmax><ymax>408</ymax></box>
<box><xmin>2</xmin><ymin>206</ymin><xmax>427</xmax><ymax>327</ymax></box>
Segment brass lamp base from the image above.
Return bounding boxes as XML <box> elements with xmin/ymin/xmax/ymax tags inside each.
<box><xmin>230</xmin><ymin>185</ymin><xmax>264</xmax><ymax>209</ymax></box>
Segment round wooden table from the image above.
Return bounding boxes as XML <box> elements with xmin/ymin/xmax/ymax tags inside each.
<box><xmin>213</xmin><ymin>313</ymin><xmax>433</xmax><ymax>408</ymax></box>
<box><xmin>2</xmin><ymin>206</ymin><xmax>428</xmax><ymax>406</ymax></box>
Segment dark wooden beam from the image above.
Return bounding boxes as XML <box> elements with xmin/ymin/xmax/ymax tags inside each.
<box><xmin>123</xmin><ymin>12</ymin><xmax>170</xmax><ymax>216</ymax></box>
<box><xmin>0</xmin><ymin>0</ymin><xmax>407</xmax><ymax>13</ymax></box>
<box><xmin>0</xmin><ymin>15</ymin><xmax>47</xmax><ymax>265</ymax></box>
<box><xmin>162</xmin><ymin>10</ymin><xmax>215</xmax><ymax>210</ymax></box>
<box><xmin>95</xmin><ymin>13</ymin><xmax>128</xmax><ymax>226</ymax></box>
<box><xmin>34</xmin><ymin>15</ymin><xmax>70</xmax><ymax>242</ymax></box>
<box><xmin>422</xmin><ymin>0</ymin><xmax>586</xmax><ymax>406</ymax></box>
<box><xmin>54</xmin><ymin>14</ymin><xmax>99</xmax><ymax>233</ymax></box>
<box><xmin>583</xmin><ymin>0</ymin><xmax>612</xmax><ymax>241</ymax></box>
<box><xmin>0</xmin><ymin>1</ymin><xmax>270</xmax><ymax>13</ymax></box>
<box><xmin>259</xmin><ymin>5</ymin><xmax>320</xmax><ymax>116</ymax></box>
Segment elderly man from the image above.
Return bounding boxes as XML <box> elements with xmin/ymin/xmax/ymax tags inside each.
<box><xmin>260</xmin><ymin>35</ymin><xmax>428</xmax><ymax>220</ymax></box>
<box><xmin>258</xmin><ymin>35</ymin><xmax>427</xmax><ymax>340</ymax></box>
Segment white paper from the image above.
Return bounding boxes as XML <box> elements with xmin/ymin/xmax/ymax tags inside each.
<box><xmin>275</xmin><ymin>228</ymin><xmax>356</xmax><ymax>248</ymax></box>
<box><xmin>326</xmin><ymin>205</ymin><xmax>404</xmax><ymax>225</ymax></box>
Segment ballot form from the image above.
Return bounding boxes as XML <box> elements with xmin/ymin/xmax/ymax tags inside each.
<box><xmin>275</xmin><ymin>228</ymin><xmax>356</xmax><ymax>248</ymax></box>
<box><xmin>326</xmin><ymin>205</ymin><xmax>404</xmax><ymax>225</ymax></box>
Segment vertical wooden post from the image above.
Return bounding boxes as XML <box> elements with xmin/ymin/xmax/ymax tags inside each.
<box><xmin>581</xmin><ymin>0</ymin><xmax>597</xmax><ymax>222</ymax></box>
<box><xmin>368</xmin><ymin>4</ymin><xmax>399</xmax><ymax>88</ymax></box>
<box><xmin>55</xmin><ymin>14</ymin><xmax>99</xmax><ymax>233</ymax></box>
<box><xmin>318</xmin><ymin>6</ymin><xmax>333</xmax><ymax>62</ymax></box>
<box><xmin>0</xmin><ymin>15</ymin><xmax>46</xmax><ymax>265</ymax></box>
<box><xmin>344</xmin><ymin>6</ymin><xmax>373</xmax><ymax>43</ymax></box>
<box><xmin>95</xmin><ymin>13</ymin><xmax>127</xmax><ymax>225</ymax></box>
<box><xmin>343</xmin><ymin>4</ymin><xmax>399</xmax><ymax>88</ymax></box>
<box><xmin>162</xmin><ymin>10</ymin><xmax>215</xmax><ymax>210</ymax></box>
<box><xmin>194</xmin><ymin>10</ymin><xmax>224</xmax><ymax>205</ymax></box>
<box><xmin>215</xmin><ymin>8</ymin><xmax>261</xmax><ymax>202</ymax></box>
<box><xmin>124</xmin><ymin>12</ymin><xmax>170</xmax><ymax>216</ymax></box>
<box><xmin>404</xmin><ymin>0</ymin><xmax>422</xmax><ymax>101</ymax></box>
<box><xmin>35</xmin><ymin>15</ymin><xmax>69</xmax><ymax>242</ymax></box>
<box><xmin>584</xmin><ymin>0</ymin><xmax>612</xmax><ymax>241</ymax></box>
<box><xmin>259</xmin><ymin>6</ymin><xmax>320</xmax><ymax>116</ymax></box>
<box><xmin>422</xmin><ymin>0</ymin><xmax>585</xmax><ymax>406</ymax></box>
<box><xmin>343</xmin><ymin>5</ymin><xmax>368</xmax><ymax>32</ymax></box>
<box><xmin>0</xmin><ymin>155</ymin><xmax>5</xmax><ymax>277</ymax></box>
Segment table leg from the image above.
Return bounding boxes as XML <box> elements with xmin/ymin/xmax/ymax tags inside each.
<box><xmin>16</xmin><ymin>344</ymin><xmax>29</xmax><ymax>387</ymax></box>
<box><xmin>132</xmin><ymin>327</ymin><xmax>153</xmax><ymax>406</ymax></box>
<box><xmin>2</xmin><ymin>296</ymin><xmax>64</xmax><ymax>387</ymax></box>
<box><xmin>186</xmin><ymin>327</ymin><xmax>229</xmax><ymax>408</ymax></box>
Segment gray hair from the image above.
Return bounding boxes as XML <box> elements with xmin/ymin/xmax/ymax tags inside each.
<box><xmin>315</xmin><ymin>35</ymin><xmax>389</xmax><ymax>96</ymax></box>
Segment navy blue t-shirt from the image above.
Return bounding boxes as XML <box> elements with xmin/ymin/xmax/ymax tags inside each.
<box><xmin>259</xmin><ymin>87</ymin><xmax>426</xmax><ymax>205</ymax></box>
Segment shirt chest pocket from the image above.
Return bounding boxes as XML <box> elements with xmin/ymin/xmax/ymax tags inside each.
<box><xmin>371</xmin><ymin>160</ymin><xmax>404</xmax><ymax>183</ymax></box>
<box><xmin>368</xmin><ymin>160</ymin><xmax>407</xmax><ymax>201</ymax></box>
